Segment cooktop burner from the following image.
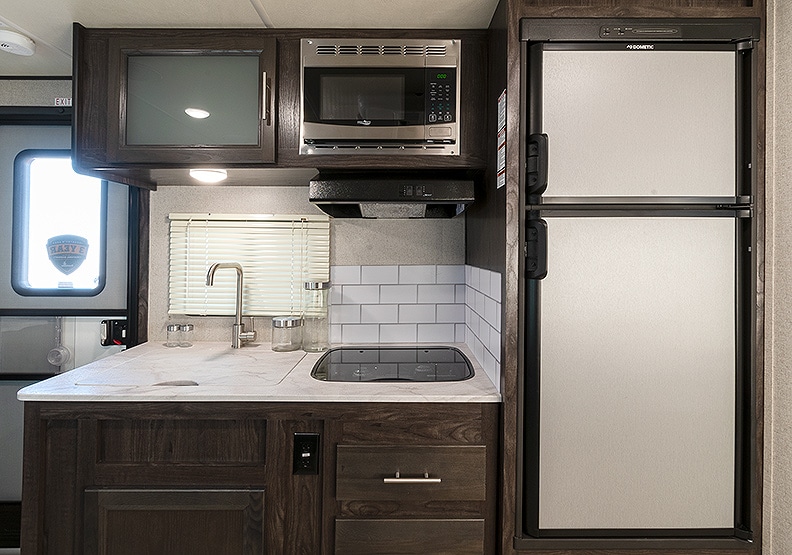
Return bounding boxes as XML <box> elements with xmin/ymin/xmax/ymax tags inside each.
<box><xmin>310</xmin><ymin>346</ymin><xmax>474</xmax><ymax>382</ymax></box>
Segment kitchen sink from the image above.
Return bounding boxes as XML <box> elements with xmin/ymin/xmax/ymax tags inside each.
<box><xmin>310</xmin><ymin>346</ymin><xmax>474</xmax><ymax>382</ymax></box>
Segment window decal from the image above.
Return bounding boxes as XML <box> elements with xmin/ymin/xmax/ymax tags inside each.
<box><xmin>12</xmin><ymin>150</ymin><xmax>107</xmax><ymax>297</ymax></box>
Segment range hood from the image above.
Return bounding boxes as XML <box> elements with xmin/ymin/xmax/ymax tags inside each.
<box><xmin>308</xmin><ymin>172</ymin><xmax>475</xmax><ymax>218</ymax></box>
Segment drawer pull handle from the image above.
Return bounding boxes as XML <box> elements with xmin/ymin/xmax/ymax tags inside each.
<box><xmin>383</xmin><ymin>471</ymin><xmax>442</xmax><ymax>484</ymax></box>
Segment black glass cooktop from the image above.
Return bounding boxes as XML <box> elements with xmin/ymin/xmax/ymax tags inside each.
<box><xmin>311</xmin><ymin>346</ymin><xmax>474</xmax><ymax>382</ymax></box>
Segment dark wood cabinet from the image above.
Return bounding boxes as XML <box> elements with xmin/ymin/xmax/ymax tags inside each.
<box><xmin>72</xmin><ymin>26</ymin><xmax>488</xmax><ymax>188</ymax></box>
<box><xmin>21</xmin><ymin>401</ymin><xmax>498</xmax><ymax>554</ymax></box>
<box><xmin>74</xmin><ymin>26</ymin><xmax>277</xmax><ymax>170</ymax></box>
<box><xmin>83</xmin><ymin>489</ymin><xmax>265</xmax><ymax>555</ymax></box>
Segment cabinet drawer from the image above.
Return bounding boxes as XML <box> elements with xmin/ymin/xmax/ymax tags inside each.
<box><xmin>336</xmin><ymin>445</ymin><xmax>486</xmax><ymax>501</ymax></box>
<box><xmin>335</xmin><ymin>518</ymin><xmax>484</xmax><ymax>555</ymax></box>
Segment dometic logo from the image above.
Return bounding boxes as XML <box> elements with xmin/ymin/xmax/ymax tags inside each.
<box><xmin>626</xmin><ymin>44</ymin><xmax>655</xmax><ymax>50</ymax></box>
<box><xmin>357</xmin><ymin>120</ymin><xmax>372</xmax><ymax>126</ymax></box>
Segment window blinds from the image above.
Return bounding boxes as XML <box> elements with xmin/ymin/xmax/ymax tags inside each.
<box><xmin>168</xmin><ymin>213</ymin><xmax>330</xmax><ymax>316</ymax></box>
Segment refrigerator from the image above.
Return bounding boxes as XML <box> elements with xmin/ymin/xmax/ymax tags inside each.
<box><xmin>518</xmin><ymin>18</ymin><xmax>759</xmax><ymax>544</ymax></box>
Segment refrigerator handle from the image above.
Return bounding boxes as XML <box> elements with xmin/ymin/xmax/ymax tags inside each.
<box><xmin>525</xmin><ymin>218</ymin><xmax>548</xmax><ymax>280</ymax></box>
<box><xmin>526</xmin><ymin>133</ymin><xmax>548</xmax><ymax>195</ymax></box>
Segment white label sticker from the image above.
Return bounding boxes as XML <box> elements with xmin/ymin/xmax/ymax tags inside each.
<box><xmin>54</xmin><ymin>98</ymin><xmax>72</xmax><ymax>106</ymax></box>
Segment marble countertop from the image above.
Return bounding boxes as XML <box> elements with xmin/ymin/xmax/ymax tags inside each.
<box><xmin>17</xmin><ymin>341</ymin><xmax>501</xmax><ymax>403</ymax></box>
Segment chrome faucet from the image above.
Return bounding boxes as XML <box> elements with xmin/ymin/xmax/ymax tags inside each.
<box><xmin>205</xmin><ymin>262</ymin><xmax>257</xmax><ymax>348</ymax></box>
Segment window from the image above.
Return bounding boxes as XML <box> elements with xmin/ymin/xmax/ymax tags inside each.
<box><xmin>12</xmin><ymin>150</ymin><xmax>107</xmax><ymax>297</ymax></box>
<box><xmin>168</xmin><ymin>214</ymin><xmax>330</xmax><ymax>316</ymax></box>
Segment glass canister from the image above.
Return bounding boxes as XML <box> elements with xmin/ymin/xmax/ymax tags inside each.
<box><xmin>165</xmin><ymin>323</ymin><xmax>181</xmax><ymax>347</ymax></box>
<box><xmin>179</xmin><ymin>323</ymin><xmax>194</xmax><ymax>347</ymax></box>
<box><xmin>302</xmin><ymin>281</ymin><xmax>331</xmax><ymax>352</ymax></box>
<box><xmin>272</xmin><ymin>316</ymin><xmax>303</xmax><ymax>352</ymax></box>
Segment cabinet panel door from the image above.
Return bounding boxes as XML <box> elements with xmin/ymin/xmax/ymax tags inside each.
<box><xmin>106</xmin><ymin>35</ymin><xmax>276</xmax><ymax>164</ymax></box>
<box><xmin>84</xmin><ymin>489</ymin><xmax>264</xmax><ymax>555</ymax></box>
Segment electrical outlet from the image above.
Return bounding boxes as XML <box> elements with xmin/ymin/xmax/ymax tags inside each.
<box><xmin>293</xmin><ymin>432</ymin><xmax>320</xmax><ymax>475</ymax></box>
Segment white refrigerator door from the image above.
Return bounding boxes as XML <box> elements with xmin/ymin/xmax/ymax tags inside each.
<box><xmin>538</xmin><ymin>217</ymin><xmax>736</xmax><ymax>530</ymax></box>
<box><xmin>542</xmin><ymin>50</ymin><xmax>736</xmax><ymax>198</ymax></box>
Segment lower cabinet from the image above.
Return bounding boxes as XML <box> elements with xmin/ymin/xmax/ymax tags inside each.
<box><xmin>21</xmin><ymin>402</ymin><xmax>498</xmax><ymax>554</ymax></box>
<box><xmin>83</xmin><ymin>489</ymin><xmax>265</xmax><ymax>555</ymax></box>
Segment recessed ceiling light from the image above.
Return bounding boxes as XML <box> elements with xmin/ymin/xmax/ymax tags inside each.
<box><xmin>184</xmin><ymin>107</ymin><xmax>210</xmax><ymax>119</ymax></box>
<box><xmin>189</xmin><ymin>169</ymin><xmax>227</xmax><ymax>183</ymax></box>
<box><xmin>0</xmin><ymin>30</ymin><xmax>36</xmax><ymax>57</ymax></box>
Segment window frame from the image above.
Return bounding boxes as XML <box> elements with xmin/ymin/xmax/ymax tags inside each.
<box><xmin>11</xmin><ymin>149</ymin><xmax>109</xmax><ymax>297</ymax></box>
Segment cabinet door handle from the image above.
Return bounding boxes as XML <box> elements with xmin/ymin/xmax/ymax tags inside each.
<box><xmin>383</xmin><ymin>471</ymin><xmax>442</xmax><ymax>484</ymax></box>
<box><xmin>262</xmin><ymin>71</ymin><xmax>270</xmax><ymax>125</ymax></box>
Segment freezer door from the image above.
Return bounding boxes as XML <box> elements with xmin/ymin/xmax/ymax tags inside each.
<box><xmin>541</xmin><ymin>50</ymin><xmax>736</xmax><ymax>199</ymax></box>
<box><xmin>537</xmin><ymin>217</ymin><xmax>735</xmax><ymax>530</ymax></box>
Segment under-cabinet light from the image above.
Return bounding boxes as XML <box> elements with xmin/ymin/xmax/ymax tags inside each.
<box><xmin>189</xmin><ymin>169</ymin><xmax>227</xmax><ymax>183</ymax></box>
<box><xmin>184</xmin><ymin>107</ymin><xmax>211</xmax><ymax>119</ymax></box>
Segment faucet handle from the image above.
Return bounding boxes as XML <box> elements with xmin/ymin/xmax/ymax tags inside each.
<box><xmin>239</xmin><ymin>329</ymin><xmax>257</xmax><ymax>344</ymax></box>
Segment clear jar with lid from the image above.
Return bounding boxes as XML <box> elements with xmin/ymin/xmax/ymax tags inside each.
<box><xmin>179</xmin><ymin>323</ymin><xmax>194</xmax><ymax>347</ymax></box>
<box><xmin>271</xmin><ymin>316</ymin><xmax>303</xmax><ymax>352</ymax></box>
<box><xmin>302</xmin><ymin>281</ymin><xmax>331</xmax><ymax>352</ymax></box>
<box><xmin>165</xmin><ymin>323</ymin><xmax>181</xmax><ymax>347</ymax></box>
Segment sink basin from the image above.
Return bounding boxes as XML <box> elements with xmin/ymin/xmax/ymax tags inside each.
<box><xmin>311</xmin><ymin>346</ymin><xmax>474</xmax><ymax>382</ymax></box>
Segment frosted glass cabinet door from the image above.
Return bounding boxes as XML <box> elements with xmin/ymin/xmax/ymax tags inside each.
<box><xmin>537</xmin><ymin>217</ymin><xmax>736</xmax><ymax>530</ymax></box>
<box><xmin>542</xmin><ymin>50</ymin><xmax>736</xmax><ymax>198</ymax></box>
<box><xmin>107</xmin><ymin>35</ymin><xmax>276</xmax><ymax>164</ymax></box>
<box><xmin>126</xmin><ymin>56</ymin><xmax>260</xmax><ymax>146</ymax></box>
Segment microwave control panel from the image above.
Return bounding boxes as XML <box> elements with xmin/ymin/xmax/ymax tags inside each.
<box><xmin>427</xmin><ymin>69</ymin><xmax>457</xmax><ymax>124</ymax></box>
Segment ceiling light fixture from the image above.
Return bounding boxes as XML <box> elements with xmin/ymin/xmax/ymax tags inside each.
<box><xmin>0</xmin><ymin>29</ymin><xmax>36</xmax><ymax>56</ymax></box>
<box><xmin>184</xmin><ymin>107</ymin><xmax>211</xmax><ymax>119</ymax></box>
<box><xmin>189</xmin><ymin>169</ymin><xmax>228</xmax><ymax>183</ymax></box>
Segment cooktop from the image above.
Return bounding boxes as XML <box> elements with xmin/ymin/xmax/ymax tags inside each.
<box><xmin>310</xmin><ymin>346</ymin><xmax>474</xmax><ymax>382</ymax></box>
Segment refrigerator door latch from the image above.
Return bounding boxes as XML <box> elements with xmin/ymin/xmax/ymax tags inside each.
<box><xmin>525</xmin><ymin>219</ymin><xmax>548</xmax><ymax>280</ymax></box>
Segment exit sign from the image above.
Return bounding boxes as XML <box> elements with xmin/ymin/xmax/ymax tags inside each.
<box><xmin>54</xmin><ymin>97</ymin><xmax>72</xmax><ymax>106</ymax></box>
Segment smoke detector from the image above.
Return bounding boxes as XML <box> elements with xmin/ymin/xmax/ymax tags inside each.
<box><xmin>0</xmin><ymin>29</ymin><xmax>36</xmax><ymax>56</ymax></box>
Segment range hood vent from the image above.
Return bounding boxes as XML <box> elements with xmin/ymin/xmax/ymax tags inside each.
<box><xmin>309</xmin><ymin>173</ymin><xmax>475</xmax><ymax>219</ymax></box>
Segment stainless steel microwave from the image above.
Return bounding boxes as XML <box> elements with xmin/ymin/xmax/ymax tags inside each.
<box><xmin>300</xmin><ymin>38</ymin><xmax>461</xmax><ymax>156</ymax></box>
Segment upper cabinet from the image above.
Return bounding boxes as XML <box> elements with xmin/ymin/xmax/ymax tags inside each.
<box><xmin>73</xmin><ymin>26</ymin><xmax>276</xmax><ymax>172</ymax></box>
<box><xmin>72</xmin><ymin>26</ymin><xmax>487</xmax><ymax>188</ymax></box>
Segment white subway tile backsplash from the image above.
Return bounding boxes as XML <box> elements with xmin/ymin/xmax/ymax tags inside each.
<box><xmin>342</xmin><ymin>285</ymin><xmax>380</xmax><ymax>305</ymax></box>
<box><xmin>380</xmin><ymin>284</ymin><xmax>418</xmax><ymax>304</ymax></box>
<box><xmin>417</xmin><ymin>284</ymin><xmax>456</xmax><ymax>304</ymax></box>
<box><xmin>341</xmin><ymin>324</ymin><xmax>380</xmax><ymax>343</ymax></box>
<box><xmin>484</xmin><ymin>296</ymin><xmax>497</xmax><ymax>328</ymax></box>
<box><xmin>399</xmin><ymin>265</ymin><xmax>436</xmax><ymax>284</ymax></box>
<box><xmin>362</xmin><ymin>265</ymin><xmax>399</xmax><ymax>284</ymax></box>
<box><xmin>380</xmin><ymin>324</ymin><xmax>417</xmax><ymax>343</ymax></box>
<box><xmin>470</xmin><ymin>266</ymin><xmax>481</xmax><ymax>291</ymax></box>
<box><xmin>331</xmin><ymin>304</ymin><xmax>361</xmax><ymax>324</ymax></box>
<box><xmin>332</xmin><ymin>265</ymin><xmax>361</xmax><ymax>285</ymax></box>
<box><xmin>361</xmin><ymin>304</ymin><xmax>398</xmax><ymax>324</ymax></box>
<box><xmin>490</xmin><ymin>271</ymin><xmax>502</xmax><ymax>303</ymax></box>
<box><xmin>330</xmin><ymin>285</ymin><xmax>343</xmax><ymax>305</ymax></box>
<box><xmin>398</xmin><ymin>304</ymin><xmax>436</xmax><ymax>324</ymax></box>
<box><xmin>455</xmin><ymin>323</ymin><xmax>467</xmax><ymax>343</ymax></box>
<box><xmin>417</xmin><ymin>323</ymin><xmax>456</xmax><ymax>343</ymax></box>
<box><xmin>436</xmin><ymin>264</ymin><xmax>465</xmax><ymax>284</ymax></box>
<box><xmin>455</xmin><ymin>284</ymin><xmax>466</xmax><ymax>304</ymax></box>
<box><xmin>437</xmin><ymin>304</ymin><xmax>465</xmax><ymax>323</ymax></box>
<box><xmin>328</xmin><ymin>264</ymin><xmax>501</xmax><ymax>392</ymax></box>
